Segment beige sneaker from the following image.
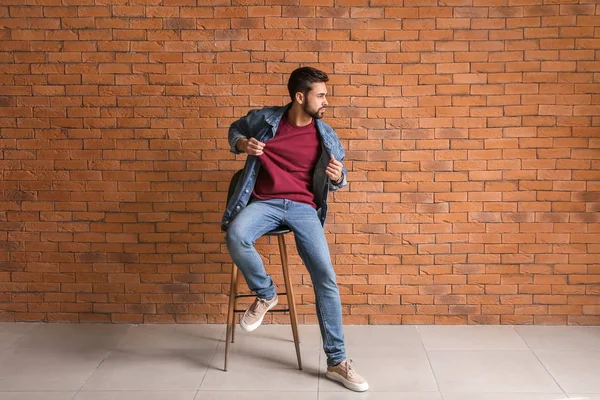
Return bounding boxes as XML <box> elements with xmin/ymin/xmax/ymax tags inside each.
<box><xmin>326</xmin><ymin>359</ymin><xmax>369</xmax><ymax>392</ymax></box>
<box><xmin>239</xmin><ymin>295</ymin><xmax>278</xmax><ymax>332</ymax></box>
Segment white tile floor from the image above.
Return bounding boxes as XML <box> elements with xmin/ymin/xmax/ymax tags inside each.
<box><xmin>0</xmin><ymin>322</ymin><xmax>599</xmax><ymax>399</ymax></box>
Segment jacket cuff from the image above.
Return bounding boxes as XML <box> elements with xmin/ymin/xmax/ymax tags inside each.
<box><xmin>230</xmin><ymin>136</ymin><xmax>244</xmax><ymax>154</ymax></box>
<box><xmin>329</xmin><ymin>173</ymin><xmax>347</xmax><ymax>191</ymax></box>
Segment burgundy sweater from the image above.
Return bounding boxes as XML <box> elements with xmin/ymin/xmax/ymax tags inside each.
<box><xmin>253</xmin><ymin>115</ymin><xmax>321</xmax><ymax>208</ymax></box>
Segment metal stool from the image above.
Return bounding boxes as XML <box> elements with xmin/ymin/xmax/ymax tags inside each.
<box><xmin>222</xmin><ymin>170</ymin><xmax>302</xmax><ymax>372</ymax></box>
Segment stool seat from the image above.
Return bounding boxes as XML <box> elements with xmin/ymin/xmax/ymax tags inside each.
<box><xmin>265</xmin><ymin>226</ymin><xmax>291</xmax><ymax>236</ymax></box>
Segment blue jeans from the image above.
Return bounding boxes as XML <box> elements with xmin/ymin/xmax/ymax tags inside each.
<box><xmin>225</xmin><ymin>198</ymin><xmax>346</xmax><ymax>366</ymax></box>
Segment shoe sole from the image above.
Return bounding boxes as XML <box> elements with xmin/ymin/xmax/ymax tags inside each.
<box><xmin>325</xmin><ymin>371</ymin><xmax>369</xmax><ymax>392</ymax></box>
<box><xmin>239</xmin><ymin>297</ymin><xmax>278</xmax><ymax>332</ymax></box>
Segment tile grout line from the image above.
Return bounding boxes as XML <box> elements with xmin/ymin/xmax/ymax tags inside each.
<box><xmin>513</xmin><ymin>325</ymin><xmax>570</xmax><ymax>399</ymax></box>
<box><xmin>195</xmin><ymin>323</ymin><xmax>227</xmax><ymax>395</ymax></box>
<box><xmin>416</xmin><ymin>325</ymin><xmax>444</xmax><ymax>399</ymax></box>
<box><xmin>316</xmin><ymin>335</ymin><xmax>322</xmax><ymax>400</ymax></box>
<box><xmin>73</xmin><ymin>323</ymin><xmax>134</xmax><ymax>397</ymax></box>
<box><xmin>6</xmin><ymin>322</ymin><xmax>38</xmax><ymax>351</ymax></box>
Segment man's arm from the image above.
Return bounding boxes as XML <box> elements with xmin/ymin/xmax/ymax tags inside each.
<box><xmin>228</xmin><ymin>109</ymin><xmax>262</xmax><ymax>154</ymax></box>
<box><xmin>329</xmin><ymin>164</ymin><xmax>348</xmax><ymax>191</ymax></box>
<box><xmin>330</xmin><ymin>167</ymin><xmax>347</xmax><ymax>190</ymax></box>
<box><xmin>326</xmin><ymin>154</ymin><xmax>348</xmax><ymax>191</ymax></box>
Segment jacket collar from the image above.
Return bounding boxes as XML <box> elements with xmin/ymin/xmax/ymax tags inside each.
<box><xmin>265</xmin><ymin>103</ymin><xmax>291</xmax><ymax>127</ymax></box>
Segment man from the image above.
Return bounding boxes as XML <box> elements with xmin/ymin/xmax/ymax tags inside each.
<box><xmin>221</xmin><ymin>67</ymin><xmax>368</xmax><ymax>392</ymax></box>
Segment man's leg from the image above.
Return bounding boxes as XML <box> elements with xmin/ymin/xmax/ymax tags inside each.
<box><xmin>225</xmin><ymin>199</ymin><xmax>283</xmax><ymax>300</ymax></box>
<box><xmin>282</xmin><ymin>200</ymin><xmax>346</xmax><ymax>365</ymax></box>
<box><xmin>284</xmin><ymin>200</ymin><xmax>368</xmax><ymax>392</ymax></box>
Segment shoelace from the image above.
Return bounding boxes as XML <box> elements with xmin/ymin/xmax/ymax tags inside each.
<box><xmin>249</xmin><ymin>298</ymin><xmax>270</xmax><ymax>316</ymax></box>
<box><xmin>343</xmin><ymin>359</ymin><xmax>356</xmax><ymax>378</ymax></box>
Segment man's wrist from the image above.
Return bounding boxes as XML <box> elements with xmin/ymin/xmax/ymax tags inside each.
<box><xmin>235</xmin><ymin>138</ymin><xmax>247</xmax><ymax>152</ymax></box>
<box><xmin>333</xmin><ymin>174</ymin><xmax>344</xmax><ymax>185</ymax></box>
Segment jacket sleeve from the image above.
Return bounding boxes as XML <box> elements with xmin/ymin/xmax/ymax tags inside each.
<box><xmin>328</xmin><ymin>143</ymin><xmax>348</xmax><ymax>191</ymax></box>
<box><xmin>228</xmin><ymin>109</ymin><xmax>261</xmax><ymax>154</ymax></box>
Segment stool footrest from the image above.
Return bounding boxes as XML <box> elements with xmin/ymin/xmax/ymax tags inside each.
<box><xmin>233</xmin><ymin>308</ymin><xmax>290</xmax><ymax>313</ymax></box>
<box><xmin>235</xmin><ymin>292</ymin><xmax>288</xmax><ymax>299</ymax></box>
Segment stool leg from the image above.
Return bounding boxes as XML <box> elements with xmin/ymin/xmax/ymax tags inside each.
<box><xmin>231</xmin><ymin>271</ymin><xmax>240</xmax><ymax>344</ymax></box>
<box><xmin>278</xmin><ymin>235</ymin><xmax>302</xmax><ymax>370</ymax></box>
<box><xmin>224</xmin><ymin>264</ymin><xmax>239</xmax><ymax>372</ymax></box>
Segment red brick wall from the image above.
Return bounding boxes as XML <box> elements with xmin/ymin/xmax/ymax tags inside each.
<box><xmin>1</xmin><ymin>0</ymin><xmax>599</xmax><ymax>325</ymax></box>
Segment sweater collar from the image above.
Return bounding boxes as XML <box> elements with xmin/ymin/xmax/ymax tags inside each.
<box><xmin>266</xmin><ymin>103</ymin><xmax>325</xmax><ymax>132</ymax></box>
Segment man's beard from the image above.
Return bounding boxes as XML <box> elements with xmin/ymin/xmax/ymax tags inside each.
<box><xmin>302</xmin><ymin>102</ymin><xmax>325</xmax><ymax>120</ymax></box>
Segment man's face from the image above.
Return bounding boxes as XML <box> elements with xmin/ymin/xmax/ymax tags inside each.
<box><xmin>301</xmin><ymin>82</ymin><xmax>328</xmax><ymax>120</ymax></box>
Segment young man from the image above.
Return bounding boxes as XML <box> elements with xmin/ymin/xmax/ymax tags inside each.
<box><xmin>221</xmin><ymin>67</ymin><xmax>369</xmax><ymax>392</ymax></box>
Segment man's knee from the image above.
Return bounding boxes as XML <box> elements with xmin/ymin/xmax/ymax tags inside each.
<box><xmin>310</xmin><ymin>266</ymin><xmax>338</xmax><ymax>289</ymax></box>
<box><xmin>225</xmin><ymin>224</ymin><xmax>252</xmax><ymax>248</ymax></box>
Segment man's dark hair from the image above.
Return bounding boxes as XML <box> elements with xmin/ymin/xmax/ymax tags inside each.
<box><xmin>287</xmin><ymin>67</ymin><xmax>329</xmax><ymax>101</ymax></box>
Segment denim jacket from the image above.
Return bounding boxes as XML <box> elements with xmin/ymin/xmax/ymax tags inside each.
<box><xmin>221</xmin><ymin>104</ymin><xmax>347</xmax><ymax>230</ymax></box>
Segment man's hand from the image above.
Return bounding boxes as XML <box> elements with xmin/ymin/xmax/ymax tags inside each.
<box><xmin>236</xmin><ymin>137</ymin><xmax>265</xmax><ymax>156</ymax></box>
<box><xmin>326</xmin><ymin>154</ymin><xmax>343</xmax><ymax>184</ymax></box>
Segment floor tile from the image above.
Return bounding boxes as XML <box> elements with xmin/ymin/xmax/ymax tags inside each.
<box><xmin>419</xmin><ymin>325</ymin><xmax>529</xmax><ymax>351</ymax></box>
<box><xmin>535</xmin><ymin>350</ymin><xmax>600</xmax><ymax>394</ymax></box>
<box><xmin>319</xmin><ymin>346</ymin><xmax>438</xmax><ymax>392</ymax></box>
<box><xmin>16</xmin><ymin>324</ymin><xmax>130</xmax><ymax>350</ymax></box>
<box><xmin>0</xmin><ymin>393</ymin><xmax>75</xmax><ymax>400</ymax></box>
<box><xmin>74</xmin><ymin>391</ymin><xmax>196</xmax><ymax>400</ymax></box>
<box><xmin>196</xmin><ymin>392</ymin><xmax>317</xmax><ymax>400</ymax></box>
<box><xmin>429</xmin><ymin>350</ymin><xmax>561</xmax><ymax>393</ymax></box>
<box><xmin>0</xmin><ymin>323</ymin><xmax>37</xmax><ymax>350</ymax></box>
<box><xmin>442</xmin><ymin>394</ymin><xmax>569</xmax><ymax>400</ymax></box>
<box><xmin>200</xmin><ymin>343</ymin><xmax>320</xmax><ymax>391</ymax></box>
<box><xmin>214</xmin><ymin>339</ymin><xmax>313</xmax><ymax>370</ymax></box>
<box><xmin>116</xmin><ymin>324</ymin><xmax>224</xmax><ymax>350</ymax></box>
<box><xmin>222</xmin><ymin>324</ymin><xmax>322</xmax><ymax>350</ymax></box>
<box><xmin>569</xmin><ymin>395</ymin><xmax>600</xmax><ymax>400</ymax></box>
<box><xmin>342</xmin><ymin>325</ymin><xmax>422</xmax><ymax>355</ymax></box>
<box><xmin>516</xmin><ymin>327</ymin><xmax>600</xmax><ymax>351</ymax></box>
<box><xmin>0</xmin><ymin>347</ymin><xmax>109</xmax><ymax>391</ymax></box>
<box><xmin>81</xmin><ymin>348</ymin><xmax>214</xmax><ymax>391</ymax></box>
<box><xmin>320</xmin><ymin>392</ymin><xmax>442</xmax><ymax>400</ymax></box>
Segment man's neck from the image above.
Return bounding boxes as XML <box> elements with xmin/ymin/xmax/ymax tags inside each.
<box><xmin>286</xmin><ymin>103</ymin><xmax>313</xmax><ymax>127</ymax></box>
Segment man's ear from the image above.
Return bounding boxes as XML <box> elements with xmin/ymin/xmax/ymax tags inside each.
<box><xmin>295</xmin><ymin>91</ymin><xmax>304</xmax><ymax>105</ymax></box>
